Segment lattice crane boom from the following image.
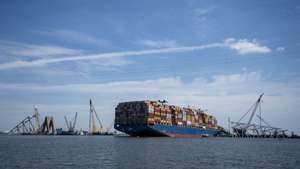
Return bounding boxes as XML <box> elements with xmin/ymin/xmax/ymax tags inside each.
<box><xmin>246</xmin><ymin>93</ymin><xmax>264</xmax><ymax>127</ymax></box>
<box><xmin>89</xmin><ymin>99</ymin><xmax>104</xmax><ymax>134</ymax></box>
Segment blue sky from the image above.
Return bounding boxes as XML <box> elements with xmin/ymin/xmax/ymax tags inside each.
<box><xmin>0</xmin><ymin>0</ymin><xmax>299</xmax><ymax>133</ymax></box>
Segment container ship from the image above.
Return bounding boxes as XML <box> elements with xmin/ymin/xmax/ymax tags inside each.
<box><xmin>114</xmin><ymin>100</ymin><xmax>220</xmax><ymax>137</ymax></box>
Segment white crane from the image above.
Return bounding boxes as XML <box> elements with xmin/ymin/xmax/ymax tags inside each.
<box><xmin>64</xmin><ymin>112</ymin><xmax>78</xmax><ymax>133</ymax></box>
<box><xmin>89</xmin><ymin>99</ymin><xmax>104</xmax><ymax>134</ymax></box>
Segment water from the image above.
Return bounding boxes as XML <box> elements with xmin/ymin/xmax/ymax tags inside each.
<box><xmin>0</xmin><ymin>136</ymin><xmax>299</xmax><ymax>169</ymax></box>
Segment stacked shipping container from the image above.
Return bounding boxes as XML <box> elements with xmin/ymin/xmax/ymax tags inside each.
<box><xmin>115</xmin><ymin>100</ymin><xmax>218</xmax><ymax>129</ymax></box>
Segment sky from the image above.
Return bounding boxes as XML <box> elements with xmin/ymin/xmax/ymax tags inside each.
<box><xmin>0</xmin><ymin>0</ymin><xmax>299</xmax><ymax>133</ymax></box>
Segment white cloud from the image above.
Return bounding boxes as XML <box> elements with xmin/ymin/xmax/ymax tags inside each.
<box><xmin>139</xmin><ymin>39</ymin><xmax>178</xmax><ymax>48</ymax></box>
<box><xmin>225</xmin><ymin>38</ymin><xmax>271</xmax><ymax>55</ymax></box>
<box><xmin>0</xmin><ymin>71</ymin><xmax>298</xmax><ymax>97</ymax></box>
<box><xmin>211</xmin><ymin>71</ymin><xmax>261</xmax><ymax>85</ymax></box>
<box><xmin>0</xmin><ymin>77</ymin><xmax>182</xmax><ymax>94</ymax></box>
<box><xmin>35</xmin><ymin>29</ymin><xmax>110</xmax><ymax>47</ymax></box>
<box><xmin>11</xmin><ymin>45</ymin><xmax>82</xmax><ymax>57</ymax></box>
<box><xmin>0</xmin><ymin>40</ymin><xmax>82</xmax><ymax>58</ymax></box>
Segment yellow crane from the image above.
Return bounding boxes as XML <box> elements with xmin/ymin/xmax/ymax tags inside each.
<box><xmin>88</xmin><ymin>99</ymin><xmax>115</xmax><ymax>135</ymax></box>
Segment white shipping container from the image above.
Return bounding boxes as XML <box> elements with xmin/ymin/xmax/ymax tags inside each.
<box><xmin>187</xmin><ymin>121</ymin><xmax>192</xmax><ymax>126</ymax></box>
<box><xmin>148</xmin><ymin>106</ymin><xmax>154</xmax><ymax>113</ymax></box>
<box><xmin>177</xmin><ymin>113</ymin><xmax>183</xmax><ymax>119</ymax></box>
<box><xmin>167</xmin><ymin>114</ymin><xmax>172</xmax><ymax>119</ymax></box>
<box><xmin>183</xmin><ymin>111</ymin><xmax>187</xmax><ymax>121</ymax></box>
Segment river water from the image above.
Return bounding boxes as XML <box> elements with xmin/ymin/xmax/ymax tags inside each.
<box><xmin>0</xmin><ymin>136</ymin><xmax>299</xmax><ymax>169</ymax></box>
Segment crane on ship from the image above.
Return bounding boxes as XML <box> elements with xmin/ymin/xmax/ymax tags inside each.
<box><xmin>89</xmin><ymin>99</ymin><xmax>104</xmax><ymax>134</ymax></box>
<box><xmin>88</xmin><ymin>99</ymin><xmax>115</xmax><ymax>135</ymax></box>
<box><xmin>64</xmin><ymin>112</ymin><xmax>78</xmax><ymax>133</ymax></box>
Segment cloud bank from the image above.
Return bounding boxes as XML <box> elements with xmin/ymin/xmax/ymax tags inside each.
<box><xmin>0</xmin><ymin>71</ymin><xmax>299</xmax><ymax>131</ymax></box>
<box><xmin>0</xmin><ymin>71</ymin><xmax>297</xmax><ymax>96</ymax></box>
<box><xmin>0</xmin><ymin>38</ymin><xmax>272</xmax><ymax>70</ymax></box>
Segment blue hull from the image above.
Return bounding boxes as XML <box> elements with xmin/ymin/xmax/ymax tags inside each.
<box><xmin>115</xmin><ymin>124</ymin><xmax>220</xmax><ymax>137</ymax></box>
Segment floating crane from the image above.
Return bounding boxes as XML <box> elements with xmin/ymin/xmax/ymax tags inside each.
<box><xmin>230</xmin><ymin>93</ymin><xmax>287</xmax><ymax>138</ymax></box>
<box><xmin>64</xmin><ymin>112</ymin><xmax>78</xmax><ymax>133</ymax></box>
<box><xmin>88</xmin><ymin>99</ymin><xmax>114</xmax><ymax>135</ymax></box>
<box><xmin>89</xmin><ymin>99</ymin><xmax>104</xmax><ymax>134</ymax></box>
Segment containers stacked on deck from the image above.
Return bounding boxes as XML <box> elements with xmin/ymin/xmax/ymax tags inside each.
<box><xmin>146</xmin><ymin>101</ymin><xmax>218</xmax><ymax>129</ymax></box>
<box><xmin>115</xmin><ymin>101</ymin><xmax>148</xmax><ymax>125</ymax></box>
<box><xmin>115</xmin><ymin>100</ymin><xmax>218</xmax><ymax>129</ymax></box>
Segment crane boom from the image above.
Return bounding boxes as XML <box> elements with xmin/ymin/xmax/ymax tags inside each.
<box><xmin>246</xmin><ymin>93</ymin><xmax>264</xmax><ymax>127</ymax></box>
<box><xmin>64</xmin><ymin>116</ymin><xmax>70</xmax><ymax>130</ymax></box>
<box><xmin>73</xmin><ymin>112</ymin><xmax>78</xmax><ymax>129</ymax></box>
<box><xmin>89</xmin><ymin>99</ymin><xmax>104</xmax><ymax>134</ymax></box>
<box><xmin>94</xmin><ymin>108</ymin><xmax>103</xmax><ymax>129</ymax></box>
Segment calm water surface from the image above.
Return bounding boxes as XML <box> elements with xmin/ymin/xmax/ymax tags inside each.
<box><xmin>0</xmin><ymin>136</ymin><xmax>299</xmax><ymax>169</ymax></box>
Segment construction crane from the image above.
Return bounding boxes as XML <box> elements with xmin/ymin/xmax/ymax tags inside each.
<box><xmin>64</xmin><ymin>112</ymin><xmax>78</xmax><ymax>133</ymax></box>
<box><xmin>230</xmin><ymin>93</ymin><xmax>287</xmax><ymax>138</ymax></box>
<box><xmin>89</xmin><ymin>99</ymin><xmax>104</xmax><ymax>134</ymax></box>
